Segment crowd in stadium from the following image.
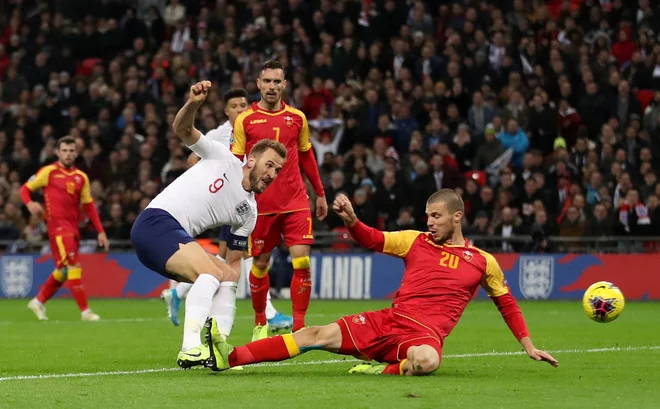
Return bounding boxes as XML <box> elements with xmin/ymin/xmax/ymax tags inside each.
<box><xmin>1</xmin><ymin>0</ymin><xmax>660</xmax><ymax>253</ymax></box>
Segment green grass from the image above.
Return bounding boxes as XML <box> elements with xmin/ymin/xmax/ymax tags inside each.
<box><xmin>0</xmin><ymin>299</ymin><xmax>658</xmax><ymax>408</ymax></box>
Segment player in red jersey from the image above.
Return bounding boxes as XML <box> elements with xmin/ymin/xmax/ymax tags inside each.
<box><xmin>203</xmin><ymin>189</ymin><xmax>558</xmax><ymax>375</ymax></box>
<box><xmin>231</xmin><ymin>60</ymin><xmax>327</xmax><ymax>335</ymax></box>
<box><xmin>20</xmin><ymin>136</ymin><xmax>109</xmax><ymax>321</ymax></box>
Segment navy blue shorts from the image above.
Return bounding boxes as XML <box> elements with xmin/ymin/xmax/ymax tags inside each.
<box><xmin>130</xmin><ymin>208</ymin><xmax>195</xmax><ymax>281</ymax></box>
<box><xmin>218</xmin><ymin>225</ymin><xmax>231</xmax><ymax>242</ymax></box>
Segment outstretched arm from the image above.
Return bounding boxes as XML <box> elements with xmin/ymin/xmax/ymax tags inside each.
<box><xmin>480</xmin><ymin>252</ymin><xmax>558</xmax><ymax>367</ymax></box>
<box><xmin>333</xmin><ymin>194</ymin><xmax>420</xmax><ymax>258</ymax></box>
<box><xmin>173</xmin><ymin>81</ymin><xmax>211</xmax><ymax>147</ymax></box>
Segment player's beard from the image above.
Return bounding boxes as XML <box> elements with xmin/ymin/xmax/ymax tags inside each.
<box><xmin>249</xmin><ymin>168</ymin><xmax>270</xmax><ymax>193</ymax></box>
<box><xmin>262</xmin><ymin>90</ymin><xmax>280</xmax><ymax>105</ymax></box>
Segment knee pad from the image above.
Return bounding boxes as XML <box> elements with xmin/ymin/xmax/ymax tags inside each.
<box><xmin>292</xmin><ymin>256</ymin><xmax>311</xmax><ymax>270</ymax></box>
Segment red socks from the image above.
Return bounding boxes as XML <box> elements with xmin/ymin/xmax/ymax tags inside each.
<box><xmin>68</xmin><ymin>279</ymin><xmax>89</xmax><ymax>311</ymax></box>
<box><xmin>36</xmin><ymin>272</ymin><xmax>65</xmax><ymax>303</ymax></box>
<box><xmin>35</xmin><ymin>267</ymin><xmax>89</xmax><ymax>312</ymax></box>
<box><xmin>382</xmin><ymin>360</ymin><xmax>407</xmax><ymax>375</ymax></box>
<box><xmin>250</xmin><ymin>264</ymin><xmax>270</xmax><ymax>326</ymax></box>
<box><xmin>251</xmin><ymin>257</ymin><xmax>311</xmax><ymax>331</ymax></box>
<box><xmin>229</xmin><ymin>334</ymin><xmax>300</xmax><ymax>367</ymax></box>
<box><xmin>290</xmin><ymin>257</ymin><xmax>311</xmax><ymax>332</ymax></box>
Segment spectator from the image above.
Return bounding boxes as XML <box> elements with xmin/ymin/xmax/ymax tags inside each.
<box><xmin>617</xmin><ymin>189</ymin><xmax>650</xmax><ymax>252</ymax></box>
<box><xmin>559</xmin><ymin>206</ymin><xmax>587</xmax><ymax>251</ymax></box>
<box><xmin>492</xmin><ymin>206</ymin><xmax>523</xmax><ymax>252</ymax></box>
<box><xmin>0</xmin><ymin>0</ymin><xmax>657</xmax><ymax>256</ymax></box>
<box><xmin>386</xmin><ymin>206</ymin><xmax>417</xmax><ymax>231</ymax></box>
<box><xmin>497</xmin><ymin>119</ymin><xmax>529</xmax><ymax>170</ymax></box>
<box><xmin>374</xmin><ymin>169</ymin><xmax>406</xmax><ymax>228</ymax></box>
<box><xmin>468</xmin><ymin>91</ymin><xmax>495</xmax><ymax>139</ymax></box>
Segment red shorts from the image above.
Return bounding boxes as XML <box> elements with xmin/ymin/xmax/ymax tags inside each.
<box><xmin>49</xmin><ymin>233</ymin><xmax>80</xmax><ymax>269</ymax></box>
<box><xmin>250</xmin><ymin>209</ymin><xmax>314</xmax><ymax>257</ymax></box>
<box><xmin>336</xmin><ymin>308</ymin><xmax>443</xmax><ymax>364</ymax></box>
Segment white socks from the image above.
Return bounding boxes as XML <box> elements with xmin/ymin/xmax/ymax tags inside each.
<box><xmin>181</xmin><ymin>274</ymin><xmax>219</xmax><ymax>351</ymax></box>
<box><xmin>241</xmin><ymin>257</ymin><xmax>253</xmax><ymax>292</ymax></box>
<box><xmin>209</xmin><ymin>282</ymin><xmax>237</xmax><ymax>339</ymax></box>
<box><xmin>265</xmin><ymin>291</ymin><xmax>276</xmax><ymax>320</ymax></box>
<box><xmin>175</xmin><ymin>282</ymin><xmax>192</xmax><ymax>299</ymax></box>
<box><xmin>242</xmin><ymin>256</ymin><xmax>277</xmax><ymax>320</ymax></box>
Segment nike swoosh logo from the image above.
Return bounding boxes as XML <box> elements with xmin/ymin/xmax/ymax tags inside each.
<box><xmin>185</xmin><ymin>352</ymin><xmax>202</xmax><ymax>357</ymax></box>
<box><xmin>223</xmin><ymin>173</ymin><xmax>228</xmax><ymax>181</ymax></box>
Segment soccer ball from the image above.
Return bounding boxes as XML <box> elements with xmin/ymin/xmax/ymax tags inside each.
<box><xmin>582</xmin><ymin>281</ymin><xmax>625</xmax><ymax>323</ymax></box>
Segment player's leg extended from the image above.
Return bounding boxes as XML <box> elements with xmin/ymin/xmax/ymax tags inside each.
<box><xmin>205</xmin><ymin>322</ymin><xmax>343</xmax><ymax>371</ymax></box>
<box><xmin>28</xmin><ymin>235</ymin><xmax>70</xmax><ymax>320</ymax></box>
<box><xmin>284</xmin><ymin>210</ymin><xmax>315</xmax><ymax>332</ymax></box>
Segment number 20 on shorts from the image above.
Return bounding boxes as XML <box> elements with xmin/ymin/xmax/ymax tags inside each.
<box><xmin>439</xmin><ymin>251</ymin><xmax>459</xmax><ymax>269</ymax></box>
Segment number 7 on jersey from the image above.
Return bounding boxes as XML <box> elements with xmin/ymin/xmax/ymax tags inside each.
<box><xmin>273</xmin><ymin>127</ymin><xmax>280</xmax><ymax>141</ymax></box>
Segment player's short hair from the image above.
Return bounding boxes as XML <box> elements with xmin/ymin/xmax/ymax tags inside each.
<box><xmin>223</xmin><ymin>88</ymin><xmax>248</xmax><ymax>105</ymax></box>
<box><xmin>427</xmin><ymin>189</ymin><xmax>464</xmax><ymax>214</ymax></box>
<box><xmin>259</xmin><ymin>60</ymin><xmax>285</xmax><ymax>78</ymax></box>
<box><xmin>250</xmin><ymin>139</ymin><xmax>287</xmax><ymax>161</ymax></box>
<box><xmin>56</xmin><ymin>136</ymin><xmax>76</xmax><ymax>149</ymax></box>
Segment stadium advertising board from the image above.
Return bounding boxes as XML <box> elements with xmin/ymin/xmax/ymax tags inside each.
<box><xmin>1</xmin><ymin>253</ymin><xmax>659</xmax><ymax>300</ymax></box>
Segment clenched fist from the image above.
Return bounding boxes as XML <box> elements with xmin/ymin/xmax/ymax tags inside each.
<box><xmin>332</xmin><ymin>194</ymin><xmax>357</xmax><ymax>227</ymax></box>
<box><xmin>189</xmin><ymin>81</ymin><xmax>212</xmax><ymax>105</ymax></box>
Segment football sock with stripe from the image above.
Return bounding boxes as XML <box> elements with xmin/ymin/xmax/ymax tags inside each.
<box><xmin>36</xmin><ymin>269</ymin><xmax>66</xmax><ymax>304</ymax></box>
<box><xmin>382</xmin><ymin>360</ymin><xmax>408</xmax><ymax>375</ymax></box>
<box><xmin>229</xmin><ymin>333</ymin><xmax>300</xmax><ymax>366</ymax></box>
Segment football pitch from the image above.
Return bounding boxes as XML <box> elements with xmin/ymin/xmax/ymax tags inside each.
<box><xmin>1</xmin><ymin>299</ymin><xmax>658</xmax><ymax>408</ymax></box>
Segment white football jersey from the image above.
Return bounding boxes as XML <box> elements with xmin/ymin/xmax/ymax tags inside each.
<box><xmin>205</xmin><ymin>121</ymin><xmax>233</xmax><ymax>148</ymax></box>
<box><xmin>147</xmin><ymin>134</ymin><xmax>257</xmax><ymax>240</ymax></box>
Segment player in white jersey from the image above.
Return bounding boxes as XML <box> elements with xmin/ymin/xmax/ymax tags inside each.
<box><xmin>131</xmin><ymin>81</ymin><xmax>287</xmax><ymax>369</ymax></box>
<box><xmin>161</xmin><ymin>88</ymin><xmax>293</xmax><ymax>331</ymax></box>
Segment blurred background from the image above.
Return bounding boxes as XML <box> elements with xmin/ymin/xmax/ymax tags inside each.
<box><xmin>1</xmin><ymin>0</ymin><xmax>659</xmax><ymax>301</ymax></box>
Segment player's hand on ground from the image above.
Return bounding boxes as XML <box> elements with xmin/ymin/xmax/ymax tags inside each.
<box><xmin>97</xmin><ymin>232</ymin><xmax>110</xmax><ymax>251</ymax></box>
<box><xmin>526</xmin><ymin>348</ymin><xmax>558</xmax><ymax>367</ymax></box>
<box><xmin>316</xmin><ymin>196</ymin><xmax>328</xmax><ymax>221</ymax></box>
<box><xmin>26</xmin><ymin>201</ymin><xmax>44</xmax><ymax>217</ymax></box>
<box><xmin>332</xmin><ymin>194</ymin><xmax>357</xmax><ymax>227</ymax></box>
<box><xmin>189</xmin><ymin>81</ymin><xmax>211</xmax><ymax>105</ymax></box>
